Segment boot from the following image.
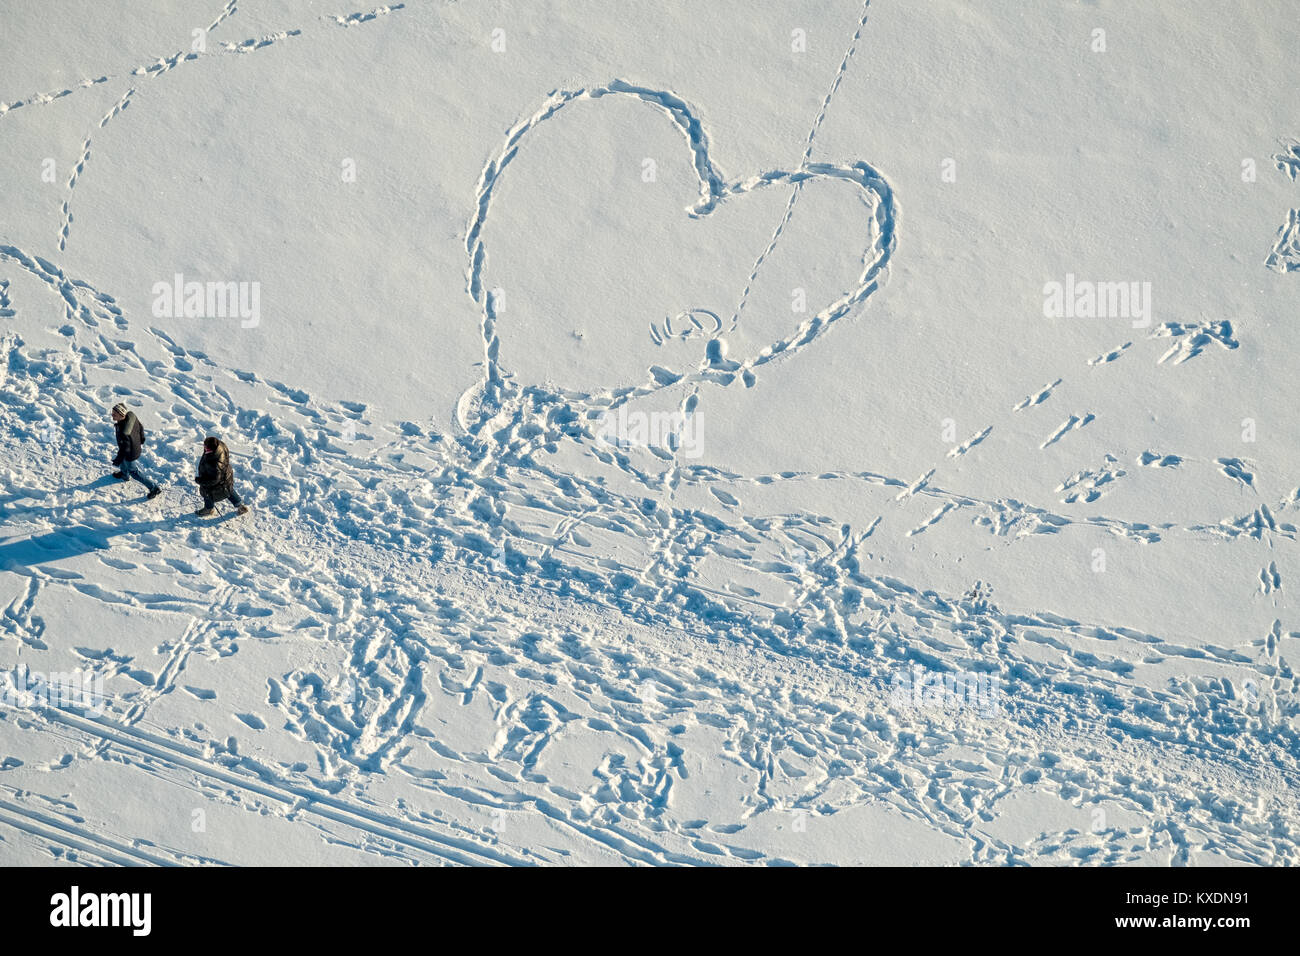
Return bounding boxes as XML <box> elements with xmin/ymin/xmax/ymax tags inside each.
<box><xmin>236</xmin><ymin>505</ymin><xmax>250</xmax><ymax>516</ymax></box>
<box><xmin>195</xmin><ymin>506</ymin><xmax>216</xmax><ymax>517</ymax></box>
<box><xmin>112</xmin><ymin>470</ymin><xmax>128</xmax><ymax>480</ymax></box>
<box><xmin>147</xmin><ymin>487</ymin><xmax>162</xmax><ymax>500</ymax></box>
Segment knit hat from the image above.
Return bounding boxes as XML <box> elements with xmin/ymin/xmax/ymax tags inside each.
<box><xmin>111</xmin><ymin>403</ymin><xmax>127</xmax><ymax>417</ymax></box>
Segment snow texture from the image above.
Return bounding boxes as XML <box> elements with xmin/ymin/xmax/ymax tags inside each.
<box><xmin>0</xmin><ymin>0</ymin><xmax>1298</xmax><ymax>866</ymax></box>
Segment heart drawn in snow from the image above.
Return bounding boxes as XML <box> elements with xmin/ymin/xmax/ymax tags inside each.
<box><xmin>463</xmin><ymin>80</ymin><xmax>896</xmax><ymax>416</ymax></box>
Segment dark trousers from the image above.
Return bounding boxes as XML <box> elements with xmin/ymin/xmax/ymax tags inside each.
<box><xmin>120</xmin><ymin>457</ymin><xmax>160</xmax><ymax>494</ymax></box>
<box><xmin>202</xmin><ymin>486</ymin><xmax>243</xmax><ymax>509</ymax></box>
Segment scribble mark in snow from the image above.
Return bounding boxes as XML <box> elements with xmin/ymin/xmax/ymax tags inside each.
<box><xmin>650</xmin><ymin>308</ymin><xmax>722</xmax><ymax>346</ymax></box>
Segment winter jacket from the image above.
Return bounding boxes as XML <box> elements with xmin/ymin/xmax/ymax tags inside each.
<box><xmin>113</xmin><ymin>412</ymin><xmax>144</xmax><ymax>465</ymax></box>
<box><xmin>196</xmin><ymin>441</ymin><xmax>235</xmax><ymax>499</ymax></box>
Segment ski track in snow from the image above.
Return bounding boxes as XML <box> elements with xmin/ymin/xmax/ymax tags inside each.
<box><xmin>1</xmin><ymin>8</ymin><xmax>1298</xmax><ymax>866</ymax></box>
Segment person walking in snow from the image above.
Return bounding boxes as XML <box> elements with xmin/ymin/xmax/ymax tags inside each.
<box><xmin>194</xmin><ymin>435</ymin><xmax>249</xmax><ymax>517</ymax></box>
<box><xmin>110</xmin><ymin>403</ymin><xmax>162</xmax><ymax>500</ymax></box>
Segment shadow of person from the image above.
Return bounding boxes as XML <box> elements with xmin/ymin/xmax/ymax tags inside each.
<box><xmin>61</xmin><ymin>475</ymin><xmax>119</xmax><ymax>494</ymax></box>
<box><xmin>0</xmin><ymin>510</ymin><xmax>203</xmax><ymax>570</ymax></box>
<box><xmin>0</xmin><ymin>475</ymin><xmax>118</xmax><ymax>515</ymax></box>
<box><xmin>0</xmin><ymin>475</ymin><xmax>161</xmax><ymax>526</ymax></box>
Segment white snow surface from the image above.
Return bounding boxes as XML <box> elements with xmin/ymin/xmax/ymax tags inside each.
<box><xmin>0</xmin><ymin>0</ymin><xmax>1298</xmax><ymax>866</ymax></box>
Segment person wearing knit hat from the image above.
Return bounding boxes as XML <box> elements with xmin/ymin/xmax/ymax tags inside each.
<box><xmin>110</xmin><ymin>403</ymin><xmax>162</xmax><ymax>500</ymax></box>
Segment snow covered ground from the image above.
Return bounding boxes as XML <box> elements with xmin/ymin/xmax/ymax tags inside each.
<box><xmin>1</xmin><ymin>0</ymin><xmax>1298</xmax><ymax>866</ymax></box>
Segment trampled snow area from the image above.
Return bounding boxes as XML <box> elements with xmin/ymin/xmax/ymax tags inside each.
<box><xmin>1</xmin><ymin>0</ymin><xmax>1298</xmax><ymax>866</ymax></box>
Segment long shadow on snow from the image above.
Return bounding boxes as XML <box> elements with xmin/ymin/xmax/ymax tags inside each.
<box><xmin>0</xmin><ymin>476</ymin><xmax>123</xmax><ymax>522</ymax></box>
<box><xmin>0</xmin><ymin>509</ymin><xmax>236</xmax><ymax>569</ymax></box>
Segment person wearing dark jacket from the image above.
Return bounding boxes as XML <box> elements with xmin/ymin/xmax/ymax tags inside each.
<box><xmin>110</xmin><ymin>403</ymin><xmax>162</xmax><ymax>500</ymax></box>
<box><xmin>194</xmin><ymin>436</ymin><xmax>249</xmax><ymax>517</ymax></box>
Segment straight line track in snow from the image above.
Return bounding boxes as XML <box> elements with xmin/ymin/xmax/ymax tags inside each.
<box><xmin>31</xmin><ymin>706</ymin><xmax>539</xmax><ymax>867</ymax></box>
<box><xmin>730</xmin><ymin>0</ymin><xmax>877</xmax><ymax>331</ymax></box>
<box><xmin>0</xmin><ymin>794</ymin><xmax>181</xmax><ymax>866</ymax></box>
